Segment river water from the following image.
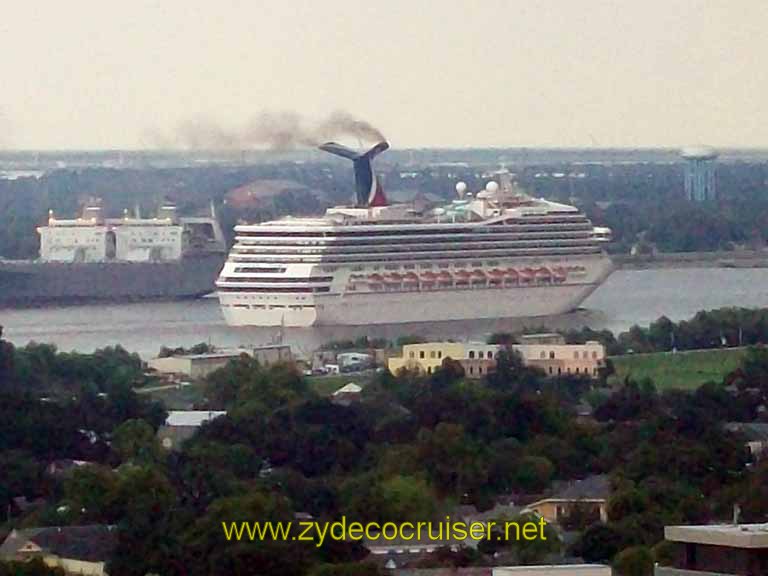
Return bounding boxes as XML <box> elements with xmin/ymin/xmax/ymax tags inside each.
<box><xmin>3</xmin><ymin>268</ymin><xmax>768</xmax><ymax>358</ymax></box>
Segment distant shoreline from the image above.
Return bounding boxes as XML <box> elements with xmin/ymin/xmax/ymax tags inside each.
<box><xmin>614</xmin><ymin>250</ymin><xmax>768</xmax><ymax>270</ymax></box>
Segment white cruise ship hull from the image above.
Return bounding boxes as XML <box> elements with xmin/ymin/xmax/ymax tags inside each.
<box><xmin>218</xmin><ymin>256</ymin><xmax>613</xmax><ymax>327</ymax></box>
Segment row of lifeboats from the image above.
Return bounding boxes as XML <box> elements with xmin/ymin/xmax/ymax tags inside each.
<box><xmin>350</xmin><ymin>265</ymin><xmax>587</xmax><ymax>286</ymax></box>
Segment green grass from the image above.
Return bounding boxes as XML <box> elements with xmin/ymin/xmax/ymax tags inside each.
<box><xmin>138</xmin><ymin>381</ymin><xmax>208</xmax><ymax>410</ymax></box>
<box><xmin>609</xmin><ymin>348</ymin><xmax>746</xmax><ymax>390</ymax></box>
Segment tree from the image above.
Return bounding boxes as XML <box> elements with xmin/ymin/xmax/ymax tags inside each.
<box><xmin>613</xmin><ymin>545</ymin><xmax>654</xmax><ymax>576</ymax></box>
<box><xmin>112</xmin><ymin>419</ymin><xmax>160</xmax><ymax>463</ymax></box>
<box><xmin>374</xmin><ymin>475</ymin><xmax>436</xmax><ymax>523</ymax></box>
<box><xmin>576</xmin><ymin>523</ymin><xmax>624</xmax><ymax>563</ymax></box>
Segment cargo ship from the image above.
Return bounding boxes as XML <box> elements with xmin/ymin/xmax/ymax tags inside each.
<box><xmin>216</xmin><ymin>141</ymin><xmax>613</xmax><ymax>327</ymax></box>
<box><xmin>0</xmin><ymin>201</ymin><xmax>226</xmax><ymax>307</ymax></box>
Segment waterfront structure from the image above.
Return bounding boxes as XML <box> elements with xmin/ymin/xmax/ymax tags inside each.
<box><xmin>216</xmin><ymin>141</ymin><xmax>613</xmax><ymax>327</ymax></box>
<box><xmin>147</xmin><ymin>345</ymin><xmax>292</xmax><ymax>379</ymax></box>
<box><xmin>387</xmin><ymin>338</ymin><xmax>606</xmax><ymax>378</ymax></box>
<box><xmin>656</xmin><ymin>522</ymin><xmax>768</xmax><ymax>575</ymax></box>
<box><xmin>681</xmin><ymin>146</ymin><xmax>718</xmax><ymax>202</ymax></box>
<box><xmin>0</xmin><ymin>200</ymin><xmax>226</xmax><ymax>307</ymax></box>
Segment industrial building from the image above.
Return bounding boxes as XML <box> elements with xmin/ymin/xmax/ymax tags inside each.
<box><xmin>147</xmin><ymin>345</ymin><xmax>292</xmax><ymax>379</ymax></box>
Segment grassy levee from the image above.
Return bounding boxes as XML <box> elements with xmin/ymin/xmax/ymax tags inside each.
<box><xmin>609</xmin><ymin>347</ymin><xmax>746</xmax><ymax>390</ymax></box>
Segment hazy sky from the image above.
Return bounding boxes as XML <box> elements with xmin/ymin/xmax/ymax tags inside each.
<box><xmin>2</xmin><ymin>0</ymin><xmax>767</xmax><ymax>149</ymax></box>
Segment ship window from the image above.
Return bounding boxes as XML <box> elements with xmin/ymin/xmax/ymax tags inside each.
<box><xmin>583</xmin><ymin>351</ymin><xmax>589</xmax><ymax>359</ymax></box>
<box><xmin>469</xmin><ymin>351</ymin><xmax>475</xmax><ymax>359</ymax></box>
<box><xmin>592</xmin><ymin>351</ymin><xmax>598</xmax><ymax>359</ymax></box>
<box><xmin>549</xmin><ymin>351</ymin><xmax>555</xmax><ymax>359</ymax></box>
<box><xmin>540</xmin><ymin>351</ymin><xmax>546</xmax><ymax>359</ymax></box>
<box><xmin>430</xmin><ymin>351</ymin><xmax>436</xmax><ymax>358</ymax></box>
<box><xmin>487</xmin><ymin>351</ymin><xmax>493</xmax><ymax>359</ymax></box>
<box><xmin>419</xmin><ymin>263</ymin><xmax>433</xmax><ymax>269</ymax></box>
<box><xmin>419</xmin><ymin>351</ymin><xmax>425</xmax><ymax>359</ymax></box>
<box><xmin>438</xmin><ymin>351</ymin><xmax>442</xmax><ymax>359</ymax></box>
<box><xmin>454</xmin><ymin>262</ymin><xmax>466</xmax><ymax>268</ymax></box>
<box><xmin>409</xmin><ymin>352</ymin><xmax>415</xmax><ymax>359</ymax></box>
<box><xmin>471</xmin><ymin>261</ymin><xmax>482</xmax><ymax>266</ymax></box>
<box><xmin>574</xmin><ymin>351</ymin><xmax>579</xmax><ymax>359</ymax></box>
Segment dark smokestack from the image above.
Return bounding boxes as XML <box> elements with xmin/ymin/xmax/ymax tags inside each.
<box><xmin>319</xmin><ymin>141</ymin><xmax>389</xmax><ymax>207</ymax></box>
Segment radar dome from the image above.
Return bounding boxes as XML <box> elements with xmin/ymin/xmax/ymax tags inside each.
<box><xmin>485</xmin><ymin>181</ymin><xmax>500</xmax><ymax>193</ymax></box>
<box><xmin>455</xmin><ymin>181</ymin><xmax>467</xmax><ymax>197</ymax></box>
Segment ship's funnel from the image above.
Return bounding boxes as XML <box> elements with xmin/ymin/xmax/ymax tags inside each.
<box><xmin>319</xmin><ymin>141</ymin><xmax>389</xmax><ymax>207</ymax></box>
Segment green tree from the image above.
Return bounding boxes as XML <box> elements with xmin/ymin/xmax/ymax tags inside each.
<box><xmin>112</xmin><ymin>419</ymin><xmax>160</xmax><ymax>463</ymax></box>
<box><xmin>613</xmin><ymin>545</ymin><xmax>654</xmax><ymax>576</ymax></box>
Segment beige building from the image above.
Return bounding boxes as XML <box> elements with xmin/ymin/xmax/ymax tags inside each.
<box><xmin>387</xmin><ymin>337</ymin><xmax>605</xmax><ymax>379</ymax></box>
<box><xmin>516</xmin><ymin>340</ymin><xmax>605</xmax><ymax>378</ymax></box>
<box><xmin>148</xmin><ymin>345</ymin><xmax>292</xmax><ymax>379</ymax></box>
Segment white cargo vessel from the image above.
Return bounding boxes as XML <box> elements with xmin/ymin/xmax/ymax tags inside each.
<box><xmin>216</xmin><ymin>142</ymin><xmax>613</xmax><ymax>327</ymax></box>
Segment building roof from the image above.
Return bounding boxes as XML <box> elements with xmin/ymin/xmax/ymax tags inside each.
<box><xmin>530</xmin><ymin>475</ymin><xmax>611</xmax><ymax>505</ymax></box>
<box><xmin>164</xmin><ymin>410</ymin><xmax>227</xmax><ymax>427</ymax></box>
<box><xmin>333</xmin><ymin>383</ymin><xmax>363</xmax><ymax>395</ymax></box>
<box><xmin>0</xmin><ymin>525</ymin><xmax>116</xmax><ymax>562</ymax></box>
<box><xmin>726</xmin><ymin>422</ymin><xmax>768</xmax><ymax>442</ymax></box>
<box><xmin>665</xmin><ymin>523</ymin><xmax>768</xmax><ymax>548</ymax></box>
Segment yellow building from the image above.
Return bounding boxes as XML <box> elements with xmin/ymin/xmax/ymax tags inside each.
<box><xmin>387</xmin><ymin>342</ymin><xmax>467</xmax><ymax>375</ymax></box>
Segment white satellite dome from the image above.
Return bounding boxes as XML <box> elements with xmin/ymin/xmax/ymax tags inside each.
<box><xmin>455</xmin><ymin>181</ymin><xmax>467</xmax><ymax>197</ymax></box>
<box><xmin>485</xmin><ymin>181</ymin><xmax>500</xmax><ymax>193</ymax></box>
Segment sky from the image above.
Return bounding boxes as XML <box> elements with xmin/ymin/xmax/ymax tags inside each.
<box><xmin>1</xmin><ymin>0</ymin><xmax>767</xmax><ymax>150</ymax></box>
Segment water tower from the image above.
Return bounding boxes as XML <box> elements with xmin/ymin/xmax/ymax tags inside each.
<box><xmin>681</xmin><ymin>146</ymin><xmax>718</xmax><ymax>202</ymax></box>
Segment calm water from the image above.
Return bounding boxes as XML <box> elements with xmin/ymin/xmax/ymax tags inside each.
<box><xmin>3</xmin><ymin>268</ymin><xmax>768</xmax><ymax>358</ymax></box>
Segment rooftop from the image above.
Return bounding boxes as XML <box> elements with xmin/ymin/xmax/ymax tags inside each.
<box><xmin>164</xmin><ymin>410</ymin><xmax>227</xmax><ymax>427</ymax></box>
<box><xmin>0</xmin><ymin>525</ymin><xmax>116</xmax><ymax>562</ymax></box>
<box><xmin>665</xmin><ymin>523</ymin><xmax>768</xmax><ymax>548</ymax></box>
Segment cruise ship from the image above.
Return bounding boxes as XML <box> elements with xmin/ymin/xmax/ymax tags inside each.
<box><xmin>216</xmin><ymin>142</ymin><xmax>613</xmax><ymax>327</ymax></box>
<box><xmin>0</xmin><ymin>200</ymin><xmax>226</xmax><ymax>307</ymax></box>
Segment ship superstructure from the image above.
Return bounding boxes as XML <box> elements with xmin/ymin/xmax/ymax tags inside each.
<box><xmin>216</xmin><ymin>141</ymin><xmax>613</xmax><ymax>327</ymax></box>
<box><xmin>0</xmin><ymin>201</ymin><xmax>226</xmax><ymax>306</ymax></box>
<box><xmin>38</xmin><ymin>200</ymin><xmax>224</xmax><ymax>263</ymax></box>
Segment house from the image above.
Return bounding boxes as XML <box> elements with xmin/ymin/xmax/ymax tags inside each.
<box><xmin>0</xmin><ymin>525</ymin><xmax>116</xmax><ymax>576</ymax></box>
<box><xmin>725</xmin><ymin>422</ymin><xmax>768</xmax><ymax>460</ymax></box>
<box><xmin>523</xmin><ymin>475</ymin><xmax>610</xmax><ymax>526</ymax></box>
<box><xmin>336</xmin><ymin>352</ymin><xmax>374</xmax><ymax>371</ymax></box>
<box><xmin>157</xmin><ymin>410</ymin><xmax>227</xmax><ymax>450</ymax></box>
<box><xmin>147</xmin><ymin>345</ymin><xmax>292</xmax><ymax>379</ymax></box>
<box><xmin>656</xmin><ymin>522</ymin><xmax>768</xmax><ymax>575</ymax></box>
<box><xmin>363</xmin><ymin>532</ymin><xmax>467</xmax><ymax>570</ymax></box>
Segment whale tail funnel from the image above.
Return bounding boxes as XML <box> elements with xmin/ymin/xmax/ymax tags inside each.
<box><xmin>319</xmin><ymin>141</ymin><xmax>389</xmax><ymax>207</ymax></box>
